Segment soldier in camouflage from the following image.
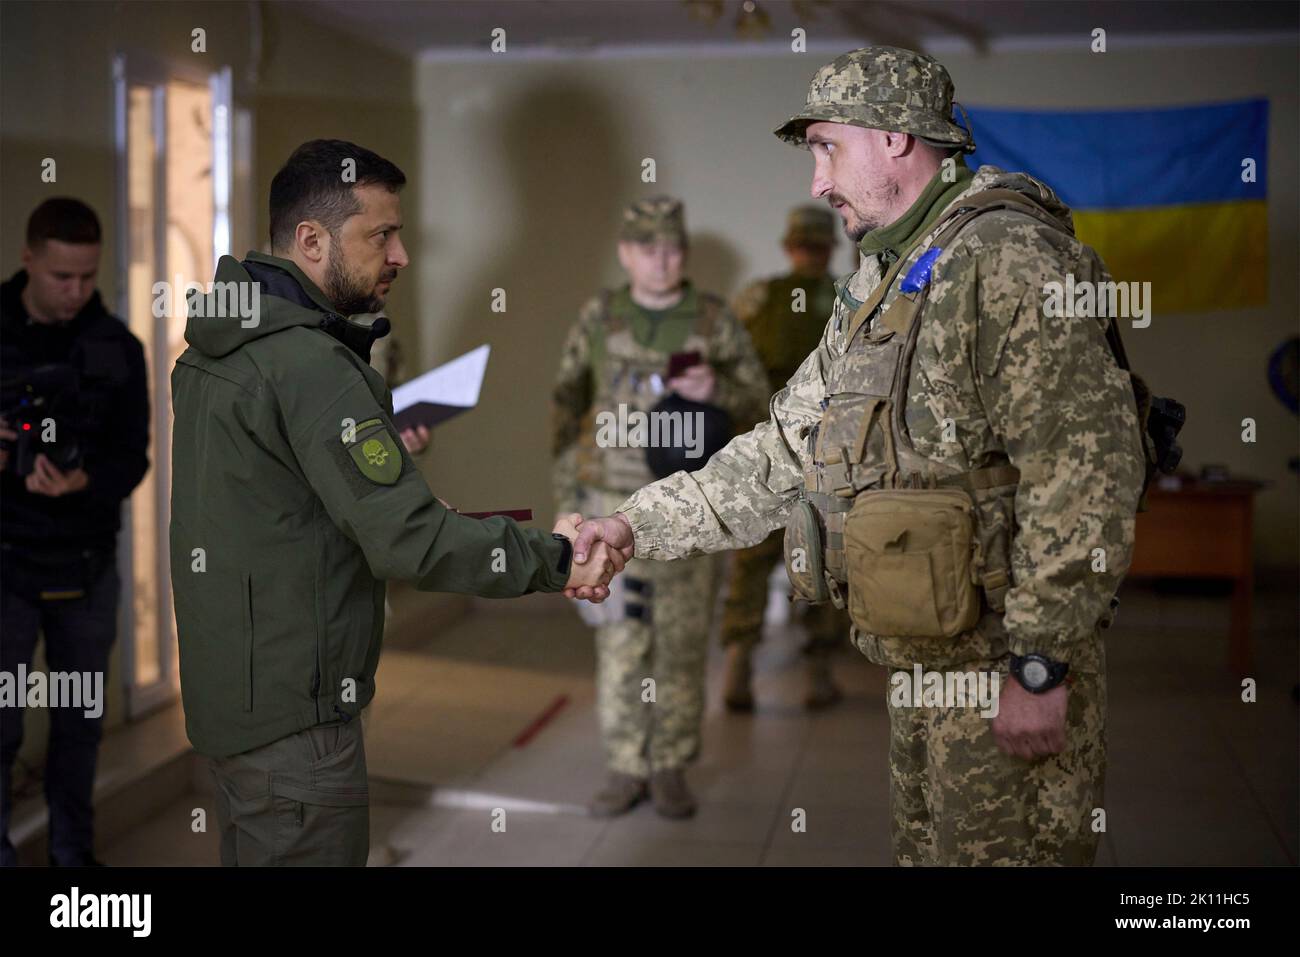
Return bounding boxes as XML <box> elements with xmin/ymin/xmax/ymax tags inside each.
<box><xmin>721</xmin><ymin>205</ymin><xmax>850</xmax><ymax>712</ymax></box>
<box><xmin>568</xmin><ymin>48</ymin><xmax>1146</xmax><ymax>865</ymax></box>
<box><xmin>551</xmin><ymin>196</ymin><xmax>769</xmax><ymax>819</ymax></box>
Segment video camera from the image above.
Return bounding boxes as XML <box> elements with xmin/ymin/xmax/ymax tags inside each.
<box><xmin>0</xmin><ymin>363</ymin><xmax>85</xmax><ymax>477</ymax></box>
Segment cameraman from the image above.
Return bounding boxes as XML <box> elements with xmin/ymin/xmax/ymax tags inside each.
<box><xmin>0</xmin><ymin>198</ymin><xmax>149</xmax><ymax>867</ymax></box>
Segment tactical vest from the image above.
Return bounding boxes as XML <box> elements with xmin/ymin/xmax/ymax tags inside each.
<box><xmin>785</xmin><ymin>189</ymin><xmax>1153</xmax><ymax>646</ymax></box>
<box><xmin>576</xmin><ymin>285</ymin><xmax>721</xmax><ymax>494</ymax></box>
<box><xmin>746</xmin><ymin>273</ymin><xmax>837</xmax><ymax>398</ymax></box>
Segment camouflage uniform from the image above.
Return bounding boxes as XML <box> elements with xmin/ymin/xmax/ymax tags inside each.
<box><xmin>722</xmin><ymin>207</ymin><xmax>847</xmax><ymax>657</ymax></box>
<box><xmin>551</xmin><ymin>197</ymin><xmax>769</xmax><ymax>778</ymax></box>
<box><xmin>615</xmin><ymin>50</ymin><xmax>1145</xmax><ymax>863</ymax></box>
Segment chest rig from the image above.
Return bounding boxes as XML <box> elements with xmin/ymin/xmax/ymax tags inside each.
<box><xmin>749</xmin><ymin>274</ymin><xmax>838</xmax><ymax>391</ymax></box>
<box><xmin>787</xmin><ymin>190</ymin><xmax>1077</xmax><ymax>640</ymax></box>
<box><xmin>576</xmin><ymin>287</ymin><xmax>719</xmax><ymax>493</ymax></box>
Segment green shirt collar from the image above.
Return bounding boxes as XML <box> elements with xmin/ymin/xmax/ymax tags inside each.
<box><xmin>616</xmin><ymin>279</ymin><xmax>697</xmax><ymax>321</ymax></box>
<box><xmin>857</xmin><ymin>154</ymin><xmax>974</xmax><ymax>262</ymax></box>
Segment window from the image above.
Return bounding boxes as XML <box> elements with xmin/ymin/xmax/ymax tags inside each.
<box><xmin>113</xmin><ymin>54</ymin><xmax>232</xmax><ymax>717</ymax></box>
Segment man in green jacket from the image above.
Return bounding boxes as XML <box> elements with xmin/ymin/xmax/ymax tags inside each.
<box><xmin>170</xmin><ymin>139</ymin><xmax>620</xmax><ymax>866</ymax></box>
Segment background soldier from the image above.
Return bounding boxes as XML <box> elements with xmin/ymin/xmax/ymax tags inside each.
<box><xmin>568</xmin><ymin>48</ymin><xmax>1147</xmax><ymax>866</ymax></box>
<box><xmin>720</xmin><ymin>205</ymin><xmax>849</xmax><ymax>712</ymax></box>
<box><xmin>551</xmin><ymin>196</ymin><xmax>768</xmax><ymax>818</ymax></box>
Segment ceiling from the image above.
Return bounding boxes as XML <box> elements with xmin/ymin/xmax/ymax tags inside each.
<box><xmin>289</xmin><ymin>0</ymin><xmax>1300</xmax><ymax>58</ymax></box>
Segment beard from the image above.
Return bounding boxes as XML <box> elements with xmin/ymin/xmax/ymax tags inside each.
<box><xmin>323</xmin><ymin>243</ymin><xmax>386</xmax><ymax>317</ymax></box>
<box><xmin>845</xmin><ymin>216</ymin><xmax>870</xmax><ymax>243</ymax></box>
<box><xmin>832</xmin><ymin>178</ymin><xmax>901</xmax><ymax>242</ymax></box>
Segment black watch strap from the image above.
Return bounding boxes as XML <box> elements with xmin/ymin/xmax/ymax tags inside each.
<box><xmin>1010</xmin><ymin>653</ymin><xmax>1069</xmax><ymax>694</ymax></box>
<box><xmin>551</xmin><ymin>533</ymin><xmax>573</xmax><ymax>576</ymax></box>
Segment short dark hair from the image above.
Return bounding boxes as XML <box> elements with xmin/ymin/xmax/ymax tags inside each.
<box><xmin>26</xmin><ymin>197</ymin><xmax>102</xmax><ymax>248</ymax></box>
<box><xmin>268</xmin><ymin>139</ymin><xmax>406</xmax><ymax>252</ymax></box>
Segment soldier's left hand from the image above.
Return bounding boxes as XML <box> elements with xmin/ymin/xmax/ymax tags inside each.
<box><xmin>25</xmin><ymin>454</ymin><xmax>89</xmax><ymax>497</ymax></box>
<box><xmin>399</xmin><ymin>424</ymin><xmax>431</xmax><ymax>455</ymax></box>
<box><xmin>991</xmin><ymin>679</ymin><xmax>1068</xmax><ymax>760</ymax></box>
<box><xmin>668</xmin><ymin>363</ymin><xmax>716</xmax><ymax>403</ymax></box>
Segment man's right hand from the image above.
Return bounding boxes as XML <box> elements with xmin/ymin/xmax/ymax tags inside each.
<box><xmin>553</xmin><ymin>512</ymin><xmax>582</xmax><ymax>540</ymax></box>
<box><xmin>564</xmin><ymin>541</ymin><xmax>619</xmax><ymax>599</ymax></box>
<box><xmin>0</xmin><ymin>416</ymin><xmax>14</xmax><ymax>472</ymax></box>
<box><xmin>553</xmin><ymin>512</ymin><xmax>626</xmax><ymax>602</ymax></box>
<box><xmin>566</xmin><ymin>513</ymin><xmax>635</xmax><ymax>600</ymax></box>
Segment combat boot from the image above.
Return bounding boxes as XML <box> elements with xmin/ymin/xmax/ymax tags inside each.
<box><xmin>723</xmin><ymin>643</ymin><xmax>755</xmax><ymax>712</ymax></box>
<box><xmin>588</xmin><ymin>771</ymin><xmax>648</xmax><ymax>817</ymax></box>
<box><xmin>366</xmin><ymin>842</ymin><xmax>398</xmax><ymax>867</ymax></box>
<box><xmin>804</xmin><ymin>646</ymin><xmax>843</xmax><ymax>710</ymax></box>
<box><xmin>649</xmin><ymin>767</ymin><xmax>697</xmax><ymax>819</ymax></box>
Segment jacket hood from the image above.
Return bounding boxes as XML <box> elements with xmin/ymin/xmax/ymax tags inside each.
<box><xmin>182</xmin><ymin>252</ymin><xmax>335</xmax><ymax>359</ymax></box>
<box><xmin>960</xmin><ymin>165</ymin><xmax>1076</xmax><ymax>233</ymax></box>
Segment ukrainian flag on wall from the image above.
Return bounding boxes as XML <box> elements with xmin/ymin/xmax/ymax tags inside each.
<box><xmin>965</xmin><ymin>99</ymin><xmax>1268</xmax><ymax>313</ymax></box>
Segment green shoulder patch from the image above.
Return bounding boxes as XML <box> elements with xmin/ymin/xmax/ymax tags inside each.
<box><xmin>346</xmin><ymin>420</ymin><xmax>402</xmax><ymax>485</ymax></box>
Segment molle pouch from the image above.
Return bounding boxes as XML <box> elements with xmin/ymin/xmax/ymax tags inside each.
<box><xmin>784</xmin><ymin>498</ymin><xmax>829</xmax><ymax>603</ymax></box>
<box><xmin>844</xmin><ymin>487</ymin><xmax>980</xmax><ymax>639</ymax></box>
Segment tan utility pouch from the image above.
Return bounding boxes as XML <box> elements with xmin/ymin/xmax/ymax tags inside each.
<box><xmin>844</xmin><ymin>487</ymin><xmax>980</xmax><ymax>638</ymax></box>
<box><xmin>784</xmin><ymin>498</ymin><xmax>830</xmax><ymax>604</ymax></box>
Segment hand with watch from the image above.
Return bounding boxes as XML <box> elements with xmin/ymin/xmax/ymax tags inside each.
<box><xmin>991</xmin><ymin>652</ymin><xmax>1071</xmax><ymax>761</ymax></box>
<box><xmin>1010</xmin><ymin>653</ymin><xmax>1070</xmax><ymax>694</ymax></box>
<box><xmin>551</xmin><ymin>512</ymin><xmax>626</xmax><ymax>602</ymax></box>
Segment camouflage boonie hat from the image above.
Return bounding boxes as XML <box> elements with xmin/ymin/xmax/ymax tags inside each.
<box><xmin>774</xmin><ymin>46</ymin><xmax>975</xmax><ymax>153</ymax></box>
<box><xmin>620</xmin><ymin>195</ymin><xmax>687</xmax><ymax>245</ymax></box>
<box><xmin>783</xmin><ymin>204</ymin><xmax>836</xmax><ymax>246</ymax></box>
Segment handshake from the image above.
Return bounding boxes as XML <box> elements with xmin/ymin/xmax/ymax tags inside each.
<box><xmin>552</xmin><ymin>512</ymin><xmax>637</xmax><ymax>602</ymax></box>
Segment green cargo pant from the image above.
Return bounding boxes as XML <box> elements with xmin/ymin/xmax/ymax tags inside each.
<box><xmin>887</xmin><ymin>661</ymin><xmax>1106</xmax><ymax>866</ymax></box>
<box><xmin>719</xmin><ymin>528</ymin><xmax>847</xmax><ymax>652</ymax></box>
<box><xmin>209</xmin><ymin>717</ymin><xmax>370</xmax><ymax>866</ymax></box>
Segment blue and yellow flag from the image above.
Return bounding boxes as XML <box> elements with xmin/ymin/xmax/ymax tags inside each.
<box><xmin>965</xmin><ymin>99</ymin><xmax>1269</xmax><ymax>313</ymax></box>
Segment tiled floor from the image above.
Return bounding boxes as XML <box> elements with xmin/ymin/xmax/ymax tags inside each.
<box><xmin>100</xmin><ymin>580</ymin><xmax>1297</xmax><ymax>866</ymax></box>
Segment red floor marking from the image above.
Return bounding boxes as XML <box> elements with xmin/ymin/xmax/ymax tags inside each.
<box><xmin>512</xmin><ymin>694</ymin><xmax>569</xmax><ymax>748</ymax></box>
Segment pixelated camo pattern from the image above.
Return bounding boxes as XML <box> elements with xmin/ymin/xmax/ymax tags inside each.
<box><xmin>619</xmin><ymin>166</ymin><xmax>1146</xmax><ymax>674</ymax></box>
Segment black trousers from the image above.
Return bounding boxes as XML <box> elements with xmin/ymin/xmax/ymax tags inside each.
<box><xmin>1</xmin><ymin>556</ymin><xmax>119</xmax><ymax>866</ymax></box>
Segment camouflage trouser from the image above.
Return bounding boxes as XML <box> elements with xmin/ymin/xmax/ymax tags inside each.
<box><xmin>719</xmin><ymin>528</ymin><xmax>847</xmax><ymax>652</ymax></box>
<box><xmin>595</xmin><ymin>551</ymin><xmax>720</xmax><ymax>779</ymax></box>
<box><xmin>888</xmin><ymin>661</ymin><xmax>1106</xmax><ymax>866</ymax></box>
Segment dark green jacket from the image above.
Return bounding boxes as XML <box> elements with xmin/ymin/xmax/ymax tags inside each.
<box><xmin>170</xmin><ymin>252</ymin><xmax>569</xmax><ymax>757</ymax></box>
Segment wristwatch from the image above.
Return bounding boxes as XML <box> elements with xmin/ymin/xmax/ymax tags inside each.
<box><xmin>1009</xmin><ymin>653</ymin><xmax>1069</xmax><ymax>694</ymax></box>
<box><xmin>551</xmin><ymin>533</ymin><xmax>573</xmax><ymax>575</ymax></box>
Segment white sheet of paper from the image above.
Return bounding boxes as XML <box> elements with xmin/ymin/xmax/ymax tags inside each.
<box><xmin>391</xmin><ymin>344</ymin><xmax>490</xmax><ymax>414</ymax></box>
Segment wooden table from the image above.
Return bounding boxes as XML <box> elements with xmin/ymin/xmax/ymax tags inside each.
<box><xmin>1128</xmin><ymin>479</ymin><xmax>1264</xmax><ymax>673</ymax></box>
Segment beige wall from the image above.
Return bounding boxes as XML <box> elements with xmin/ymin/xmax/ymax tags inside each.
<box><xmin>413</xmin><ymin>40</ymin><xmax>1299</xmax><ymax>571</ymax></box>
<box><xmin>251</xmin><ymin>3</ymin><xmax>422</xmax><ymax>347</ymax></box>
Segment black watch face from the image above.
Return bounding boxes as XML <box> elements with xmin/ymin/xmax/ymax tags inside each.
<box><xmin>1021</xmin><ymin>659</ymin><xmax>1050</xmax><ymax>689</ymax></box>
